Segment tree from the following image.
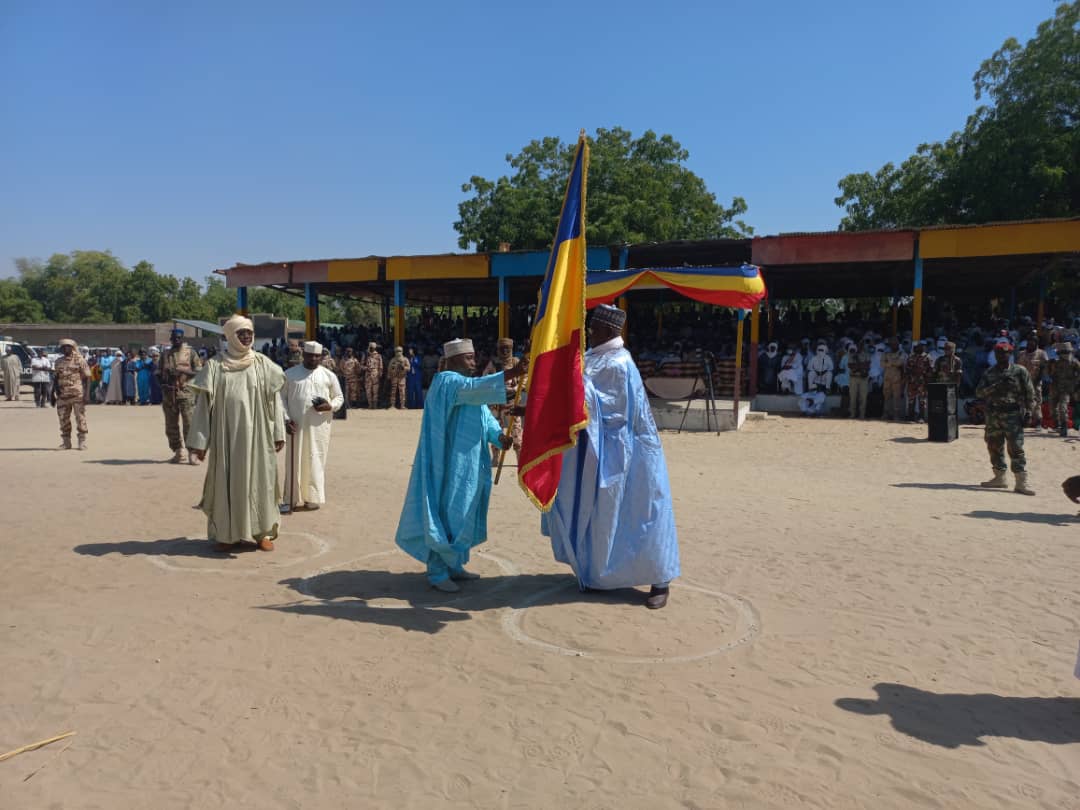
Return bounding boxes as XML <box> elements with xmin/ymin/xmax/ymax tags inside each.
<box><xmin>0</xmin><ymin>279</ymin><xmax>45</xmax><ymax>321</ymax></box>
<box><xmin>455</xmin><ymin>127</ymin><xmax>752</xmax><ymax>252</ymax></box>
<box><xmin>836</xmin><ymin>2</ymin><xmax>1079</xmax><ymax>229</ymax></box>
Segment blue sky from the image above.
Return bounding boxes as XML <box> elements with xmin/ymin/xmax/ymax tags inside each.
<box><xmin>0</xmin><ymin>0</ymin><xmax>1055</xmax><ymax>281</ymax></box>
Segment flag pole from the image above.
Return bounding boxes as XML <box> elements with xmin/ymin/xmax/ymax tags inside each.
<box><xmin>494</xmin><ymin>356</ymin><xmax>528</xmax><ymax>485</ymax></box>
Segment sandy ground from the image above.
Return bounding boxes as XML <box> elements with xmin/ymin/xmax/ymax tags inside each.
<box><xmin>1</xmin><ymin>394</ymin><xmax>1079</xmax><ymax>810</ymax></box>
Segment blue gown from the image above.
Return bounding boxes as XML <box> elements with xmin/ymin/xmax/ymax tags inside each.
<box><xmin>395</xmin><ymin>370</ymin><xmax>507</xmax><ymax>581</ymax></box>
<box><xmin>101</xmin><ymin>356</ymin><xmax>114</xmax><ymax>386</ymax></box>
<box><xmin>542</xmin><ymin>339</ymin><xmax>680</xmax><ymax>589</ymax></box>
<box><xmin>148</xmin><ymin>359</ymin><xmax>163</xmax><ymax>404</ymax></box>
<box><xmin>406</xmin><ymin>356</ymin><xmax>423</xmax><ymax>408</ymax></box>
<box><xmin>136</xmin><ymin>359</ymin><xmax>152</xmax><ymax>404</ymax></box>
<box><xmin>122</xmin><ymin>359</ymin><xmax>138</xmax><ymax>401</ymax></box>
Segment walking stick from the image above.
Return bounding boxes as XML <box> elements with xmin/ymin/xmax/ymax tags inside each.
<box><xmin>494</xmin><ymin>366</ymin><xmax>527</xmax><ymax>485</ymax></box>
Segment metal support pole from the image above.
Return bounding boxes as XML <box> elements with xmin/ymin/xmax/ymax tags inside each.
<box><xmin>394</xmin><ymin>280</ymin><xmax>405</xmax><ymax>347</ymax></box>
<box><xmin>749</xmin><ymin>303</ymin><xmax>760</xmax><ymax>398</ymax></box>
<box><xmin>733</xmin><ymin>309</ymin><xmax>746</xmax><ymax>427</ymax></box>
<box><xmin>498</xmin><ymin>276</ymin><xmax>509</xmax><ymax>340</ymax></box>
<box><xmin>912</xmin><ymin>246</ymin><xmax>924</xmax><ymax>344</ymax></box>
<box><xmin>236</xmin><ymin>286</ymin><xmax>248</xmax><ymax>316</ymax></box>
<box><xmin>304</xmin><ymin>283</ymin><xmax>317</xmax><ymax>341</ymax></box>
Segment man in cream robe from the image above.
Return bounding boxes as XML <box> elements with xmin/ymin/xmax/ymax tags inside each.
<box><xmin>187</xmin><ymin>315</ymin><xmax>287</xmax><ymax>552</ymax></box>
<box><xmin>3</xmin><ymin>347</ymin><xmax>22</xmax><ymax>400</ymax></box>
<box><xmin>282</xmin><ymin>341</ymin><xmax>344</xmax><ymax>512</ymax></box>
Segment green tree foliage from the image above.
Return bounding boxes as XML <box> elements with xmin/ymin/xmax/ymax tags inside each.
<box><xmin>0</xmin><ymin>279</ymin><xmax>45</xmax><ymax>321</ymax></box>
<box><xmin>836</xmin><ymin>2</ymin><xmax>1079</xmax><ymax>230</ymax></box>
<box><xmin>455</xmin><ymin>127</ymin><xmax>752</xmax><ymax>251</ymax></box>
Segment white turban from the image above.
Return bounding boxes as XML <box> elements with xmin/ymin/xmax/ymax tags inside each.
<box><xmin>443</xmin><ymin>338</ymin><xmax>474</xmax><ymax>358</ymax></box>
<box><xmin>303</xmin><ymin>341</ymin><xmax>323</xmax><ymax>355</ymax></box>
<box><xmin>221</xmin><ymin>314</ymin><xmax>256</xmax><ymax>372</ymax></box>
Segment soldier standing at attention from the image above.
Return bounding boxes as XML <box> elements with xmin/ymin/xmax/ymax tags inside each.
<box><xmin>160</xmin><ymin>328</ymin><xmax>203</xmax><ymax>464</ymax></box>
<box><xmin>364</xmin><ymin>341</ymin><xmax>383</xmax><ymax>409</ymax></box>
<box><xmin>905</xmin><ymin>342</ymin><xmax>933</xmax><ymax>422</ymax></box>
<box><xmin>1050</xmin><ymin>341</ymin><xmax>1080</xmax><ymax>438</ymax></box>
<box><xmin>387</xmin><ymin>346</ymin><xmax>409</xmax><ymax>410</ymax></box>
<box><xmin>977</xmin><ymin>340</ymin><xmax>1036</xmax><ymax>495</ymax></box>
<box><xmin>340</xmin><ymin>347</ymin><xmax>362</xmax><ymax>408</ymax></box>
<box><xmin>847</xmin><ymin>343</ymin><xmax>872</xmax><ymax>419</ymax></box>
<box><xmin>881</xmin><ymin>338</ymin><xmax>907</xmax><ymax>421</ymax></box>
<box><xmin>1016</xmin><ymin>334</ymin><xmax>1048</xmax><ymax>429</ymax></box>
<box><xmin>933</xmin><ymin>341</ymin><xmax>963</xmax><ymax>384</ymax></box>
<box><xmin>53</xmin><ymin>339</ymin><xmax>91</xmax><ymax>450</ymax></box>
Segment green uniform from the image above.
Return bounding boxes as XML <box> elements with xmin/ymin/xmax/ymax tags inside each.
<box><xmin>1050</xmin><ymin>354</ymin><xmax>1080</xmax><ymax>431</ymax></box>
<box><xmin>160</xmin><ymin>344</ymin><xmax>203</xmax><ymax>452</ymax></box>
<box><xmin>975</xmin><ymin>364</ymin><xmax>1035</xmax><ymax>474</ymax></box>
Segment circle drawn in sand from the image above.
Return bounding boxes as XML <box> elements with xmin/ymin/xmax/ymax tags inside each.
<box><xmin>146</xmin><ymin>531</ymin><xmax>333</xmax><ymax>574</ymax></box>
<box><xmin>288</xmin><ymin>549</ymin><xmax>519</xmax><ymax>609</ymax></box>
<box><xmin>501</xmin><ymin>580</ymin><xmax>760</xmax><ymax>665</ymax></box>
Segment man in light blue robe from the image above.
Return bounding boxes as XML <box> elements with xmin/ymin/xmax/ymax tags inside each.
<box><xmin>542</xmin><ymin>304</ymin><xmax>680</xmax><ymax>609</ymax></box>
<box><xmin>395</xmin><ymin>338</ymin><xmax>527</xmax><ymax>592</ymax></box>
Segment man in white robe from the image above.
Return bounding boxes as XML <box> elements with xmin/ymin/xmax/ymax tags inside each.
<box><xmin>778</xmin><ymin>345</ymin><xmax>804</xmax><ymax>395</ymax></box>
<box><xmin>282</xmin><ymin>341</ymin><xmax>344</xmax><ymax>512</ymax></box>
<box><xmin>187</xmin><ymin>315</ymin><xmax>287</xmax><ymax>553</ymax></box>
<box><xmin>806</xmin><ymin>343</ymin><xmax>834</xmax><ymax>391</ymax></box>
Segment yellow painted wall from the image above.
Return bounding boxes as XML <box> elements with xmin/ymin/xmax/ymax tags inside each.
<box><xmin>327</xmin><ymin>259</ymin><xmax>379</xmax><ymax>282</ymax></box>
<box><xmin>920</xmin><ymin>220</ymin><xmax>1080</xmax><ymax>258</ymax></box>
<box><xmin>387</xmin><ymin>254</ymin><xmax>489</xmax><ymax>280</ymax></box>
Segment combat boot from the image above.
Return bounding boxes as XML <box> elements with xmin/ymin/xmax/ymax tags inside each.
<box><xmin>1014</xmin><ymin>473</ymin><xmax>1035</xmax><ymax>496</ymax></box>
<box><xmin>59</xmin><ymin>436</ymin><xmax>72</xmax><ymax>450</ymax></box>
<box><xmin>980</xmin><ymin>470</ymin><xmax>1008</xmax><ymax>488</ymax></box>
<box><xmin>76</xmin><ymin>435</ymin><xmax>87</xmax><ymax>451</ymax></box>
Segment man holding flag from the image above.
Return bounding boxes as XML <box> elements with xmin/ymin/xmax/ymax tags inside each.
<box><xmin>516</xmin><ymin>131</ymin><xmax>680</xmax><ymax>609</ymax></box>
<box><xmin>394</xmin><ymin>338</ymin><xmax>527</xmax><ymax>592</ymax></box>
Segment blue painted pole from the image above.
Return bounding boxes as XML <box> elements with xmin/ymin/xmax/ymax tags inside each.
<box><xmin>236</xmin><ymin>286</ymin><xmax>248</xmax><ymax>315</ymax></box>
<box><xmin>304</xmin><ymin>283</ymin><xmax>318</xmax><ymax>340</ymax></box>
<box><xmin>394</xmin><ymin>281</ymin><xmax>405</xmax><ymax>346</ymax></box>
<box><xmin>498</xmin><ymin>276</ymin><xmax>509</xmax><ymax>339</ymax></box>
<box><xmin>912</xmin><ymin>250</ymin><xmax>924</xmax><ymax>344</ymax></box>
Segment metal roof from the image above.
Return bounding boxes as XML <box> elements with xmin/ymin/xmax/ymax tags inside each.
<box><xmin>173</xmin><ymin>318</ymin><xmax>225</xmax><ymax>335</ymax></box>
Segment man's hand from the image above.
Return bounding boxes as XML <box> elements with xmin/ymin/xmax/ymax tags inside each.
<box><xmin>191</xmin><ymin>448</ymin><xmax>207</xmax><ymax>462</ymax></box>
<box><xmin>1062</xmin><ymin>475</ymin><xmax>1080</xmax><ymax>503</ymax></box>
<box><xmin>275</xmin><ymin>440</ymin><xmax>285</xmax><ymax>453</ymax></box>
<box><xmin>286</xmin><ymin>419</ymin><xmax>297</xmax><ymax>435</ymax></box>
<box><xmin>507</xmin><ymin>405</ymin><xmax>526</xmax><ymax>418</ymax></box>
<box><xmin>314</xmin><ymin>402</ymin><xmax>333</xmax><ymax>413</ymax></box>
<box><xmin>498</xmin><ymin>434</ymin><xmax>513</xmax><ymax>451</ymax></box>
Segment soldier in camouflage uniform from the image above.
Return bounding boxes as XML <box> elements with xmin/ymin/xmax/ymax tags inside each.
<box><xmin>976</xmin><ymin>341</ymin><xmax>1036</xmax><ymax>495</ymax></box>
<box><xmin>904</xmin><ymin>343</ymin><xmax>933</xmax><ymax>421</ymax></box>
<box><xmin>387</xmin><ymin>346</ymin><xmax>409</xmax><ymax>409</ymax></box>
<box><xmin>1016</xmin><ymin>334</ymin><xmax>1049</xmax><ymax>428</ymax></box>
<box><xmin>364</xmin><ymin>341</ymin><xmax>383</xmax><ymax>408</ymax></box>
<box><xmin>483</xmin><ymin>338</ymin><xmax>525</xmax><ymax>464</ymax></box>
<box><xmin>159</xmin><ymin>328</ymin><xmax>203</xmax><ymax>464</ymax></box>
<box><xmin>1050</xmin><ymin>341</ymin><xmax>1080</xmax><ymax>437</ymax></box>
<box><xmin>53</xmin><ymin>339</ymin><xmax>91</xmax><ymax>450</ymax></box>
<box><xmin>932</xmin><ymin>341</ymin><xmax>963</xmax><ymax>384</ymax></box>
<box><xmin>340</xmin><ymin>347</ymin><xmax>362</xmax><ymax>407</ymax></box>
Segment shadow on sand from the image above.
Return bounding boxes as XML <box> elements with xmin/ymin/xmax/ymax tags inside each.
<box><xmin>260</xmin><ymin>570</ymin><xmax>646</xmax><ymax>635</ymax></box>
<box><xmin>837</xmin><ymin>683</ymin><xmax>1080</xmax><ymax>748</ymax></box>
<box><xmin>73</xmin><ymin>537</ymin><xmax>239</xmax><ymax>558</ymax></box>
<box><xmin>82</xmin><ymin>458</ymin><xmax>169</xmax><ymax>466</ymax></box>
<box><xmin>963</xmin><ymin>510</ymin><xmax>1077</xmax><ymax>527</ymax></box>
<box><xmin>891</xmin><ymin>482</ymin><xmax>997</xmax><ymax>493</ymax></box>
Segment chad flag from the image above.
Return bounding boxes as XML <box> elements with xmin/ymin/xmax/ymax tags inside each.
<box><xmin>518</xmin><ymin>133</ymin><xmax>590</xmax><ymax>511</ymax></box>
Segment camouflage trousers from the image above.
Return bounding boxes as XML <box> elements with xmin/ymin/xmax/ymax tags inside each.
<box><xmin>1052</xmin><ymin>392</ymin><xmax>1074</xmax><ymax>431</ymax></box>
<box><xmin>57</xmin><ymin>397</ymin><xmax>87</xmax><ymax>438</ymax></box>
<box><xmin>907</xmin><ymin>384</ymin><xmax>927</xmax><ymax>419</ymax></box>
<box><xmin>389</xmin><ymin>378</ymin><xmax>406</xmax><ymax>409</ymax></box>
<box><xmin>985</xmin><ymin>409</ymin><xmax>1026</xmax><ymax>474</ymax></box>
<box><xmin>163</xmin><ymin>392</ymin><xmax>194</xmax><ymax>451</ymax></box>
<box><xmin>489</xmin><ymin>404</ymin><xmax>523</xmax><ymax>464</ymax></box>
<box><xmin>882</xmin><ymin>375</ymin><xmax>904</xmax><ymax>420</ymax></box>
<box><xmin>346</xmin><ymin>377</ymin><xmax>363</xmax><ymax>405</ymax></box>
<box><xmin>365</xmin><ymin>378</ymin><xmax>380</xmax><ymax>408</ymax></box>
<box><xmin>1029</xmin><ymin>385</ymin><xmax>1043</xmax><ymax>427</ymax></box>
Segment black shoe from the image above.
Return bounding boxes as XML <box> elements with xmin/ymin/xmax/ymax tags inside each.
<box><xmin>646</xmin><ymin>586</ymin><xmax>669</xmax><ymax>610</ymax></box>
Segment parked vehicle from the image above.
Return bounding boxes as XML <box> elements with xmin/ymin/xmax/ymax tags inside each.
<box><xmin>0</xmin><ymin>337</ymin><xmax>33</xmax><ymax>396</ymax></box>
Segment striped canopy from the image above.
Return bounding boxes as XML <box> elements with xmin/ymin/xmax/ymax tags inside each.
<box><xmin>586</xmin><ymin>264</ymin><xmax>766</xmax><ymax>310</ymax></box>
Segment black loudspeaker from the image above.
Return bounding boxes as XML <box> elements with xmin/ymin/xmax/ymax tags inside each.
<box><xmin>927</xmin><ymin>383</ymin><xmax>958</xmax><ymax>442</ymax></box>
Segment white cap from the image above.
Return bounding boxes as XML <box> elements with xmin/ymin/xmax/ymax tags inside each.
<box><xmin>443</xmin><ymin>338</ymin><xmax>474</xmax><ymax>358</ymax></box>
<box><xmin>303</xmin><ymin>341</ymin><xmax>323</xmax><ymax>355</ymax></box>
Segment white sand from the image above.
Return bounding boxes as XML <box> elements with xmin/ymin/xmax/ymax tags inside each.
<box><xmin>1</xmin><ymin>400</ymin><xmax>1078</xmax><ymax>809</ymax></box>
